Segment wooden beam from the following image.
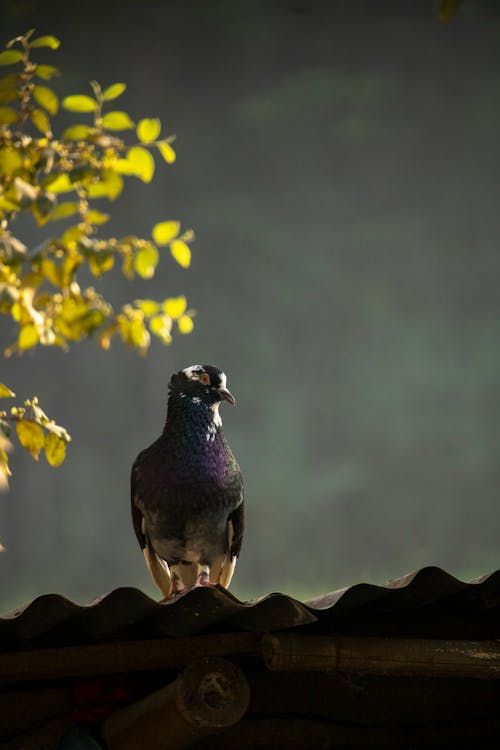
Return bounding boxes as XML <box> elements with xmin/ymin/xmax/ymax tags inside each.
<box><xmin>0</xmin><ymin>632</ymin><xmax>259</xmax><ymax>685</ymax></box>
<box><xmin>103</xmin><ymin>657</ymin><xmax>250</xmax><ymax>750</ymax></box>
<box><xmin>262</xmin><ymin>634</ymin><xmax>500</xmax><ymax>679</ymax></box>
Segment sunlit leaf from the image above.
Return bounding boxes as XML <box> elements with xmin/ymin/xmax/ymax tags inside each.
<box><xmin>45</xmin><ymin>173</ymin><xmax>74</xmax><ymax>193</ymax></box>
<box><xmin>149</xmin><ymin>314</ymin><xmax>172</xmax><ymax>344</ymax></box>
<box><xmin>44</xmin><ymin>431</ymin><xmax>67</xmax><ymax>466</ymax></box>
<box><xmin>33</xmin><ymin>85</ymin><xmax>58</xmax><ymax>115</ymax></box>
<box><xmin>62</xmin><ymin>124</ymin><xmax>91</xmax><ymax>140</ymax></box>
<box><xmin>126</xmin><ymin>146</ymin><xmax>154</xmax><ymax>183</ymax></box>
<box><xmin>158</xmin><ymin>141</ymin><xmax>176</xmax><ymax>163</ymax></box>
<box><xmin>31</xmin><ymin>108</ymin><xmax>51</xmax><ymax>134</ymax></box>
<box><xmin>0</xmin><ymin>106</ymin><xmax>18</xmax><ymax>125</ymax></box>
<box><xmin>0</xmin><ymin>50</ymin><xmax>23</xmax><ymax>66</ymax></box>
<box><xmin>135</xmin><ymin>300</ymin><xmax>159</xmax><ymax>317</ymax></box>
<box><xmin>129</xmin><ymin>319</ymin><xmax>150</xmax><ymax>350</ymax></box>
<box><xmin>86</xmin><ymin>210</ymin><xmax>109</xmax><ymax>225</ymax></box>
<box><xmin>134</xmin><ymin>244</ymin><xmax>159</xmax><ymax>279</ymax></box>
<box><xmin>152</xmin><ymin>220</ymin><xmax>180</xmax><ymax>245</ymax></box>
<box><xmin>178</xmin><ymin>314</ymin><xmax>194</xmax><ymax>334</ymax></box>
<box><xmin>102</xmin><ymin>82</ymin><xmax>127</xmax><ymax>101</ymax></box>
<box><xmin>87</xmin><ymin>171</ymin><xmax>123</xmax><ymax>200</ymax></box>
<box><xmin>0</xmin><ymin>147</ymin><xmax>23</xmax><ymax>175</ymax></box>
<box><xmin>61</xmin><ymin>225</ymin><xmax>84</xmax><ymax>246</ymax></box>
<box><xmin>35</xmin><ymin>64</ymin><xmax>60</xmax><ymax>81</ymax></box>
<box><xmin>31</xmin><ymin>35</ymin><xmax>60</xmax><ymax>50</ymax></box>
<box><xmin>0</xmin><ymin>383</ymin><xmax>15</xmax><ymax>398</ymax></box>
<box><xmin>102</xmin><ymin>111</ymin><xmax>134</xmax><ymax>130</ymax></box>
<box><xmin>41</xmin><ymin>259</ymin><xmax>63</xmax><ymax>287</ymax></box>
<box><xmin>16</xmin><ymin>420</ymin><xmax>44</xmax><ymax>460</ymax></box>
<box><xmin>51</xmin><ymin>201</ymin><xmax>79</xmax><ymax>220</ymax></box>
<box><xmin>62</xmin><ymin>95</ymin><xmax>97</xmax><ymax>113</ymax></box>
<box><xmin>137</xmin><ymin>118</ymin><xmax>161</xmax><ymax>143</ymax></box>
<box><xmin>88</xmin><ymin>252</ymin><xmax>114</xmax><ymax>277</ymax></box>
<box><xmin>163</xmin><ymin>296</ymin><xmax>187</xmax><ymax>319</ymax></box>
<box><xmin>170</xmin><ymin>239</ymin><xmax>191</xmax><ymax>268</ymax></box>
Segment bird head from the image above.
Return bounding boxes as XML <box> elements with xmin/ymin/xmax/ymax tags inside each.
<box><xmin>169</xmin><ymin>364</ymin><xmax>235</xmax><ymax>407</ymax></box>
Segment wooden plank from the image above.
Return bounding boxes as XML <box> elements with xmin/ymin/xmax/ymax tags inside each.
<box><xmin>0</xmin><ymin>632</ymin><xmax>260</xmax><ymax>684</ymax></box>
<box><xmin>262</xmin><ymin>633</ymin><xmax>500</xmax><ymax>679</ymax></box>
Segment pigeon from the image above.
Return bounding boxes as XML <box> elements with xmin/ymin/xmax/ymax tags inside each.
<box><xmin>131</xmin><ymin>364</ymin><xmax>244</xmax><ymax>600</ymax></box>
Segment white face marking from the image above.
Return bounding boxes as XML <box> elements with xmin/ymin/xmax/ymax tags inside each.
<box><xmin>191</xmin><ymin>396</ymin><xmax>202</xmax><ymax>405</ymax></box>
<box><xmin>211</xmin><ymin>401</ymin><xmax>222</xmax><ymax>427</ymax></box>
<box><xmin>182</xmin><ymin>364</ymin><xmax>204</xmax><ymax>380</ymax></box>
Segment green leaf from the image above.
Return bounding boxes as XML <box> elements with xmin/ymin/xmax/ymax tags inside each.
<box><xmin>62</xmin><ymin>124</ymin><xmax>92</xmax><ymax>140</ymax></box>
<box><xmin>137</xmin><ymin>118</ymin><xmax>161</xmax><ymax>143</ymax></box>
<box><xmin>170</xmin><ymin>239</ymin><xmax>191</xmax><ymax>269</ymax></box>
<box><xmin>33</xmin><ymin>85</ymin><xmax>59</xmax><ymax>115</ymax></box>
<box><xmin>62</xmin><ymin>95</ymin><xmax>98</xmax><ymax>113</ymax></box>
<box><xmin>0</xmin><ymin>383</ymin><xmax>15</xmax><ymax>398</ymax></box>
<box><xmin>102</xmin><ymin>110</ymin><xmax>134</xmax><ymax>130</ymax></box>
<box><xmin>126</xmin><ymin>146</ymin><xmax>155</xmax><ymax>183</ymax></box>
<box><xmin>163</xmin><ymin>296</ymin><xmax>187</xmax><ymax>319</ymax></box>
<box><xmin>31</xmin><ymin>108</ymin><xmax>51</xmax><ymax>134</ymax></box>
<box><xmin>134</xmin><ymin>244</ymin><xmax>159</xmax><ymax>279</ymax></box>
<box><xmin>44</xmin><ymin>432</ymin><xmax>67</xmax><ymax>467</ymax></box>
<box><xmin>0</xmin><ymin>50</ymin><xmax>23</xmax><ymax>66</ymax></box>
<box><xmin>0</xmin><ymin>106</ymin><xmax>18</xmax><ymax>125</ymax></box>
<box><xmin>158</xmin><ymin>141</ymin><xmax>176</xmax><ymax>163</ymax></box>
<box><xmin>102</xmin><ymin>82</ymin><xmax>126</xmax><ymax>101</ymax></box>
<box><xmin>178</xmin><ymin>314</ymin><xmax>194</xmax><ymax>334</ymax></box>
<box><xmin>31</xmin><ymin>35</ymin><xmax>60</xmax><ymax>50</ymax></box>
<box><xmin>16</xmin><ymin>420</ymin><xmax>45</xmax><ymax>460</ymax></box>
<box><xmin>35</xmin><ymin>64</ymin><xmax>60</xmax><ymax>81</ymax></box>
<box><xmin>152</xmin><ymin>220</ymin><xmax>180</xmax><ymax>245</ymax></box>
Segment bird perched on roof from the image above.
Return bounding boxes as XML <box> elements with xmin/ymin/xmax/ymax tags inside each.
<box><xmin>131</xmin><ymin>364</ymin><xmax>244</xmax><ymax>600</ymax></box>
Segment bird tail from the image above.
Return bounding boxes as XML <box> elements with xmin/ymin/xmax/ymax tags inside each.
<box><xmin>144</xmin><ymin>540</ymin><xmax>172</xmax><ymax>600</ymax></box>
<box><xmin>213</xmin><ymin>518</ymin><xmax>237</xmax><ymax>589</ymax></box>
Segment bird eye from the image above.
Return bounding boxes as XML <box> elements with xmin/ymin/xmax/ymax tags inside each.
<box><xmin>199</xmin><ymin>373</ymin><xmax>210</xmax><ymax>385</ymax></box>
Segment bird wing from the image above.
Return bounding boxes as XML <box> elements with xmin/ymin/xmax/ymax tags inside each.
<box><xmin>131</xmin><ymin>454</ymin><xmax>172</xmax><ymax>599</ymax></box>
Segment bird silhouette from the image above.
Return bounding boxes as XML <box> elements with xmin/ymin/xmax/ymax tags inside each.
<box><xmin>131</xmin><ymin>364</ymin><xmax>244</xmax><ymax>600</ymax></box>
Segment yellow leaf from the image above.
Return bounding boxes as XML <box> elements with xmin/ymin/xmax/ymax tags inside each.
<box><xmin>0</xmin><ymin>106</ymin><xmax>18</xmax><ymax>125</ymax></box>
<box><xmin>16</xmin><ymin>420</ymin><xmax>45</xmax><ymax>460</ymax></box>
<box><xmin>163</xmin><ymin>296</ymin><xmax>187</xmax><ymax>319</ymax></box>
<box><xmin>152</xmin><ymin>220</ymin><xmax>180</xmax><ymax>245</ymax></box>
<box><xmin>87</xmin><ymin>171</ymin><xmax>123</xmax><ymax>200</ymax></box>
<box><xmin>51</xmin><ymin>201</ymin><xmax>79</xmax><ymax>220</ymax></box>
<box><xmin>134</xmin><ymin>244</ymin><xmax>159</xmax><ymax>279</ymax></box>
<box><xmin>45</xmin><ymin>174</ymin><xmax>74</xmax><ymax>194</ymax></box>
<box><xmin>35</xmin><ymin>64</ymin><xmax>60</xmax><ymax>81</ymax></box>
<box><xmin>62</xmin><ymin>95</ymin><xmax>97</xmax><ymax>113</ymax></box>
<box><xmin>149</xmin><ymin>314</ymin><xmax>172</xmax><ymax>344</ymax></box>
<box><xmin>63</xmin><ymin>124</ymin><xmax>91</xmax><ymax>140</ymax></box>
<box><xmin>102</xmin><ymin>82</ymin><xmax>127</xmax><ymax>101</ymax></box>
<box><xmin>41</xmin><ymin>259</ymin><xmax>63</xmax><ymax>287</ymax></box>
<box><xmin>102</xmin><ymin>111</ymin><xmax>134</xmax><ymax>130</ymax></box>
<box><xmin>33</xmin><ymin>85</ymin><xmax>59</xmax><ymax>115</ymax></box>
<box><xmin>31</xmin><ymin>35</ymin><xmax>60</xmax><ymax>50</ymax></box>
<box><xmin>0</xmin><ymin>383</ymin><xmax>15</xmax><ymax>398</ymax></box>
<box><xmin>44</xmin><ymin>431</ymin><xmax>67</xmax><ymax>467</ymax></box>
<box><xmin>31</xmin><ymin>108</ymin><xmax>51</xmax><ymax>134</ymax></box>
<box><xmin>135</xmin><ymin>299</ymin><xmax>159</xmax><ymax>316</ymax></box>
<box><xmin>137</xmin><ymin>118</ymin><xmax>161</xmax><ymax>143</ymax></box>
<box><xmin>0</xmin><ymin>50</ymin><xmax>23</xmax><ymax>65</ymax></box>
<box><xmin>178</xmin><ymin>314</ymin><xmax>194</xmax><ymax>334</ymax></box>
<box><xmin>86</xmin><ymin>209</ymin><xmax>109</xmax><ymax>225</ymax></box>
<box><xmin>0</xmin><ymin>147</ymin><xmax>22</xmax><ymax>175</ymax></box>
<box><xmin>18</xmin><ymin>324</ymin><xmax>39</xmax><ymax>350</ymax></box>
<box><xmin>158</xmin><ymin>141</ymin><xmax>176</xmax><ymax>163</ymax></box>
<box><xmin>170</xmin><ymin>240</ymin><xmax>191</xmax><ymax>268</ymax></box>
<box><xmin>126</xmin><ymin>146</ymin><xmax>154</xmax><ymax>183</ymax></box>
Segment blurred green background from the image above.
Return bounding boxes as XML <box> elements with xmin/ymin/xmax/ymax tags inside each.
<box><xmin>0</xmin><ymin>0</ymin><xmax>499</xmax><ymax>611</ymax></box>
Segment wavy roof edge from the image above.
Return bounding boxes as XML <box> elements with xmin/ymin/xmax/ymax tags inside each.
<box><xmin>1</xmin><ymin>565</ymin><xmax>499</xmax><ymax>649</ymax></box>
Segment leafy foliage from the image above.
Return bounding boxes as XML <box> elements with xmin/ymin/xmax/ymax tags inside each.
<box><xmin>0</xmin><ymin>30</ymin><xmax>196</xmax><ymax>486</ymax></box>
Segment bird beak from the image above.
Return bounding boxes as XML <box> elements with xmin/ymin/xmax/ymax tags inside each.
<box><xmin>218</xmin><ymin>387</ymin><xmax>235</xmax><ymax>405</ymax></box>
